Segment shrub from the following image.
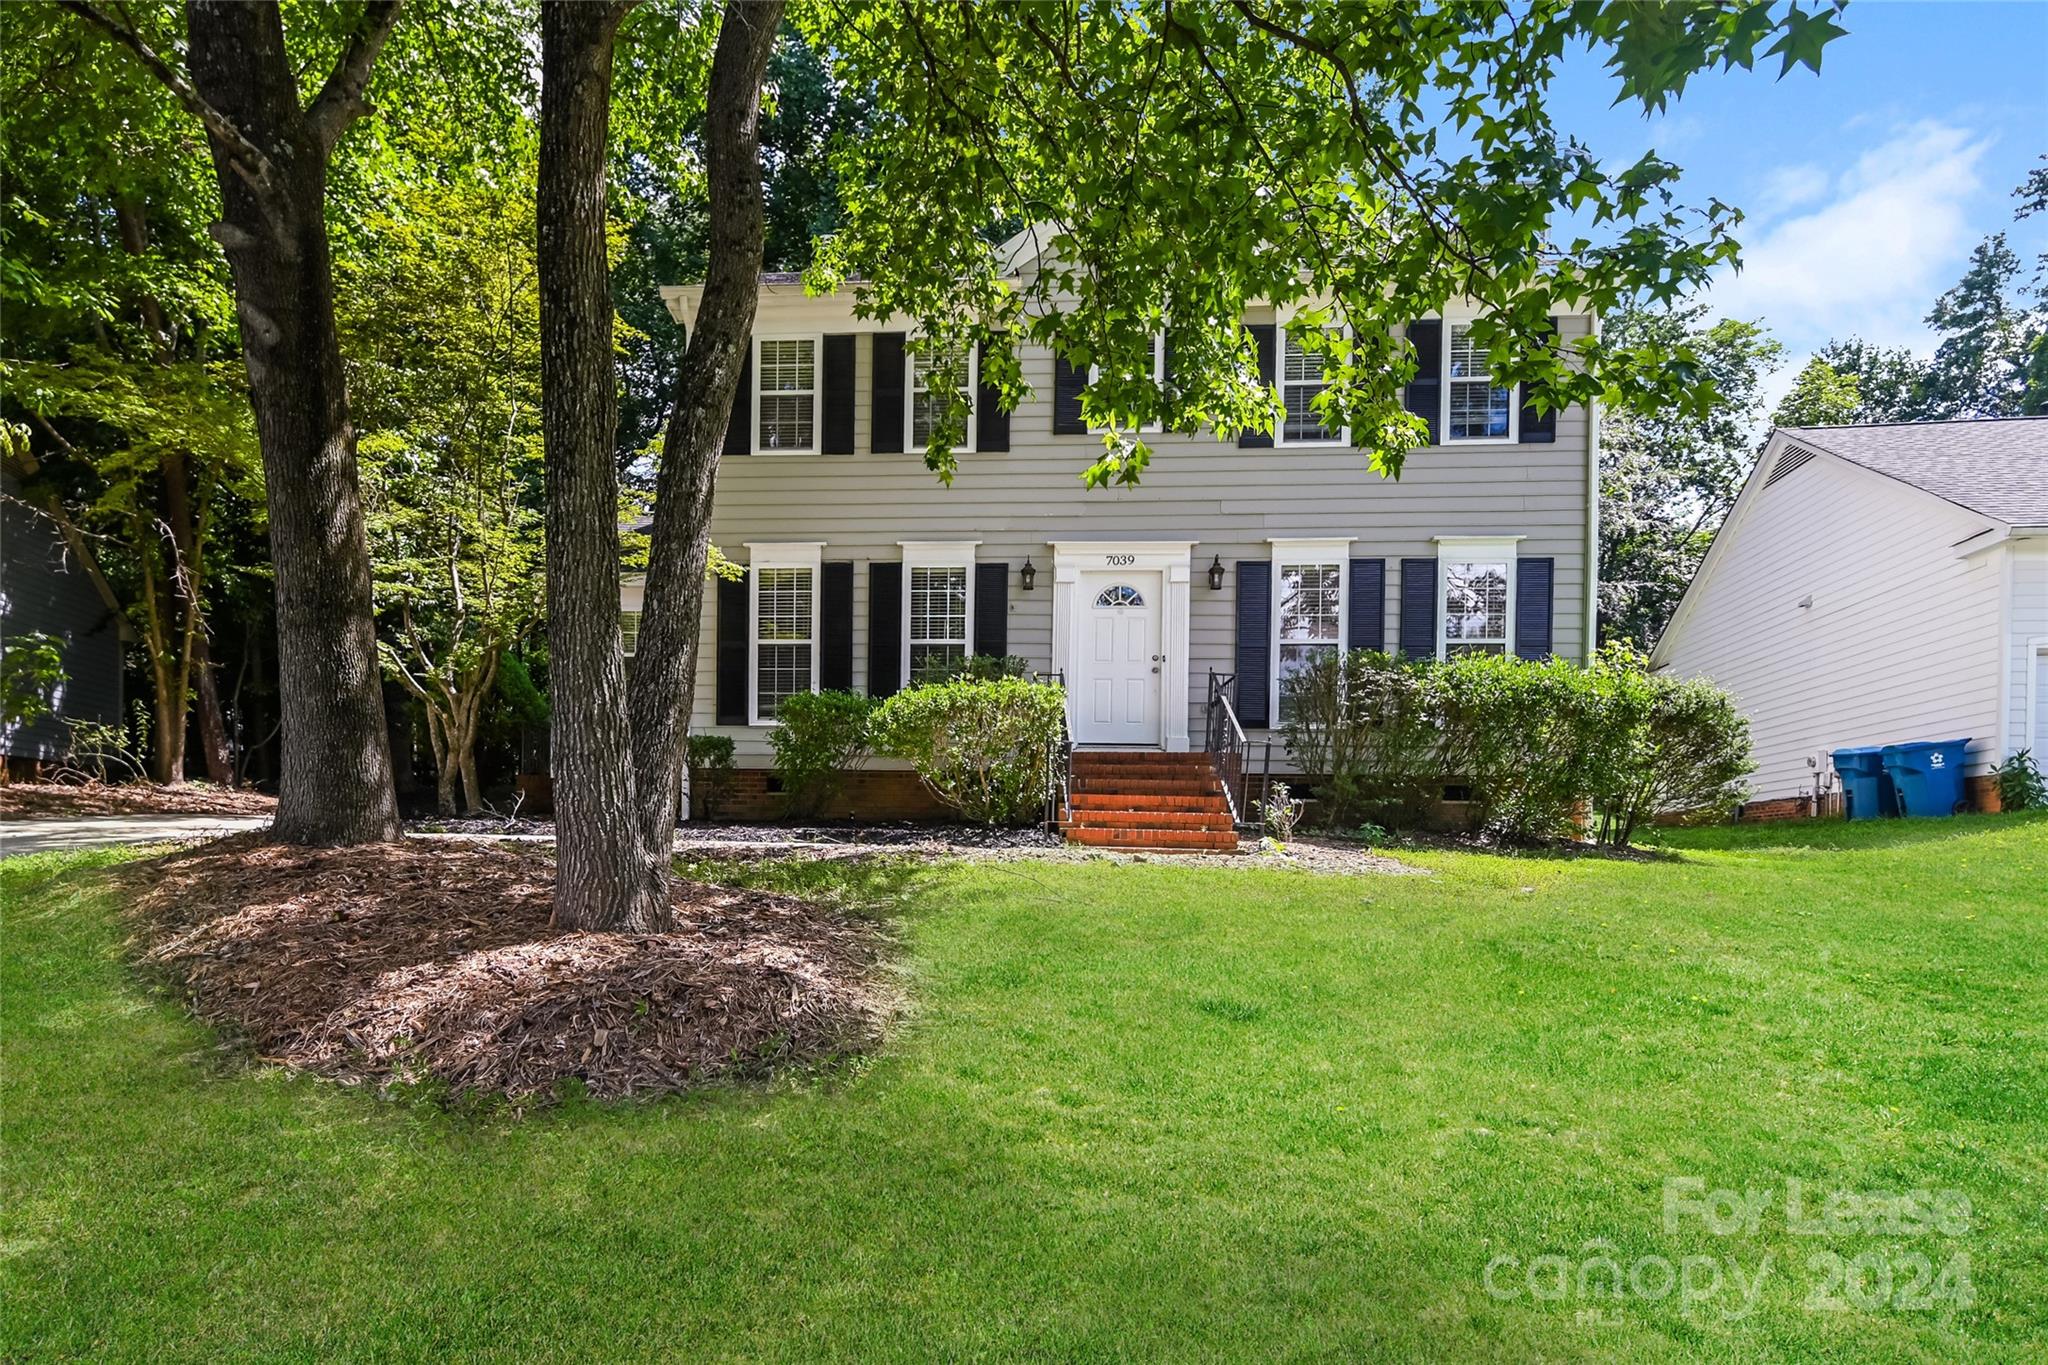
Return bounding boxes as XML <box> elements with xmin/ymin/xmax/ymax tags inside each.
<box><xmin>1</xmin><ymin>632</ymin><xmax>65</xmax><ymax>727</ymax></box>
<box><xmin>870</xmin><ymin>676</ymin><xmax>1066</xmax><ymax>826</ymax></box>
<box><xmin>767</xmin><ymin>690</ymin><xmax>875</xmax><ymax>816</ymax></box>
<box><xmin>1258</xmin><ymin>780</ymin><xmax>1305</xmax><ymax>842</ymax></box>
<box><xmin>1591</xmin><ymin>649</ymin><xmax>1753</xmax><ymax>846</ymax></box>
<box><xmin>685</xmin><ymin>733</ymin><xmax>736</xmax><ymax>821</ymax></box>
<box><xmin>1279</xmin><ymin>650</ymin><xmax>1438</xmax><ymax>828</ymax></box>
<box><xmin>1276</xmin><ymin>644</ymin><xmax>1750</xmax><ymax>847</ymax></box>
<box><xmin>1994</xmin><ymin>748</ymin><xmax>2046</xmax><ymax>812</ymax></box>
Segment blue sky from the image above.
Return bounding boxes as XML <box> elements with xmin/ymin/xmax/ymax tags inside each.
<box><xmin>1548</xmin><ymin>0</ymin><xmax>2048</xmax><ymax>404</ymax></box>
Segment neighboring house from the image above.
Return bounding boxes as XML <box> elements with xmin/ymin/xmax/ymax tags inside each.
<box><xmin>2</xmin><ymin>465</ymin><xmax>126</xmax><ymax>766</ymax></box>
<box><xmin>627</xmin><ymin>239</ymin><xmax>1600</xmax><ymax>820</ymax></box>
<box><xmin>1652</xmin><ymin>417</ymin><xmax>2048</xmax><ymax>812</ymax></box>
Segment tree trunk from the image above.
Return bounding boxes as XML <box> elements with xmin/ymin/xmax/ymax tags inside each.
<box><xmin>184</xmin><ymin>0</ymin><xmax>401</xmax><ymax>844</ymax></box>
<box><xmin>627</xmin><ymin>0</ymin><xmax>784</xmax><ymax>854</ymax></box>
<box><xmin>192</xmin><ymin>633</ymin><xmax>235</xmax><ymax>785</ymax></box>
<box><xmin>538</xmin><ymin>0</ymin><xmax>668</xmax><ymax>931</ymax></box>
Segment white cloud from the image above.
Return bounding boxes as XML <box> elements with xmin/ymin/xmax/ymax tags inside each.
<box><xmin>1706</xmin><ymin>122</ymin><xmax>1991</xmax><ymax>355</ymax></box>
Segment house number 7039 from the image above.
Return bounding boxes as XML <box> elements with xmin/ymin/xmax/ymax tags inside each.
<box><xmin>1104</xmin><ymin>554</ymin><xmax>1135</xmax><ymax>566</ymax></box>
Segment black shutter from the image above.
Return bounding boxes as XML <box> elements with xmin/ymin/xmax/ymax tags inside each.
<box><xmin>867</xmin><ymin>561</ymin><xmax>903</xmax><ymax>697</ymax></box>
<box><xmin>715</xmin><ymin>571</ymin><xmax>750</xmax><ymax>725</ymax></box>
<box><xmin>821</xmin><ymin>334</ymin><xmax>856</xmax><ymax>454</ymax></box>
<box><xmin>1518</xmin><ymin>316</ymin><xmax>1559</xmax><ymax>444</ymax></box>
<box><xmin>1399</xmin><ymin>558</ymin><xmax>1437</xmax><ymax>660</ymax></box>
<box><xmin>1052</xmin><ymin>353</ymin><xmax>1087</xmax><ymax>434</ymax></box>
<box><xmin>1347</xmin><ymin>558</ymin><xmax>1386</xmax><ymax>654</ymax></box>
<box><xmin>821</xmin><ymin>560</ymin><xmax>854</xmax><ymax>689</ymax></box>
<box><xmin>973</xmin><ymin>562</ymin><xmax>1008</xmax><ymax>657</ymax></box>
<box><xmin>1239</xmin><ymin>323</ymin><xmax>1276</xmax><ymax>448</ymax></box>
<box><xmin>1234</xmin><ymin>561</ymin><xmax>1271</xmax><ymax>728</ymax></box>
<box><xmin>975</xmin><ymin>341</ymin><xmax>1009</xmax><ymax>452</ymax></box>
<box><xmin>723</xmin><ymin>340</ymin><xmax>753</xmax><ymax>456</ymax></box>
<box><xmin>871</xmin><ymin>332</ymin><xmax>905</xmax><ymax>453</ymax></box>
<box><xmin>1404</xmin><ymin>320</ymin><xmax>1441</xmax><ymax>446</ymax></box>
<box><xmin>1515</xmin><ymin>557</ymin><xmax>1555</xmax><ymax>659</ymax></box>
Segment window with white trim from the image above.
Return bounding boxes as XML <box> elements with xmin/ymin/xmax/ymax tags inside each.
<box><xmin>1088</xmin><ymin>332</ymin><xmax>1166</xmax><ymax>434</ymax></box>
<box><xmin>619</xmin><ymin>611</ymin><xmax>642</xmax><ymax>656</ymax></box>
<box><xmin>909</xmin><ymin>342</ymin><xmax>975</xmax><ymax>450</ymax></box>
<box><xmin>1444</xmin><ymin>323</ymin><xmax>1515</xmax><ymax>443</ymax></box>
<box><xmin>754</xmin><ymin>336</ymin><xmax>819</xmax><ymax>453</ymax></box>
<box><xmin>1269</xmin><ymin>539</ymin><xmax>1350</xmax><ymax>722</ymax></box>
<box><xmin>901</xmin><ymin>542</ymin><xmax>977</xmax><ymax>684</ymax></box>
<box><xmin>748</xmin><ymin>544</ymin><xmax>822</xmax><ymax>723</ymax></box>
<box><xmin>1435</xmin><ymin>536</ymin><xmax>1519</xmax><ymax>658</ymax></box>
<box><xmin>1278</xmin><ymin>319</ymin><xmax>1346</xmax><ymax>445</ymax></box>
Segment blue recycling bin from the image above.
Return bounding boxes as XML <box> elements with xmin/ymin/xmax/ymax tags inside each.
<box><xmin>1832</xmin><ymin>746</ymin><xmax>1895</xmax><ymax>820</ymax></box>
<box><xmin>1882</xmin><ymin>738</ymin><xmax>1972</xmax><ymax>818</ymax></box>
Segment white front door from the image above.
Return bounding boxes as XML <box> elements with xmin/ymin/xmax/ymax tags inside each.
<box><xmin>1074</xmin><ymin>570</ymin><xmax>1162</xmax><ymax>746</ymax></box>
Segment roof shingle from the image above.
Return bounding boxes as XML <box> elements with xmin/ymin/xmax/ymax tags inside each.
<box><xmin>1781</xmin><ymin>416</ymin><xmax>2048</xmax><ymax>525</ymax></box>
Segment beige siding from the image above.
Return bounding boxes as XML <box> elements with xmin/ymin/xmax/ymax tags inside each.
<box><xmin>1657</xmin><ymin>453</ymin><xmax>2005</xmax><ymax>801</ymax></box>
<box><xmin>673</xmin><ymin>303</ymin><xmax>1596</xmax><ymax>764</ymax></box>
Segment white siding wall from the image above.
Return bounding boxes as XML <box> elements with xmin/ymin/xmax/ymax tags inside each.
<box><xmin>668</xmin><ymin>303</ymin><xmax>1597</xmax><ymax>765</ymax></box>
<box><xmin>1658</xmin><ymin>454</ymin><xmax>2005</xmax><ymax>801</ymax></box>
<box><xmin>2005</xmin><ymin>541</ymin><xmax>2048</xmax><ymax>758</ymax></box>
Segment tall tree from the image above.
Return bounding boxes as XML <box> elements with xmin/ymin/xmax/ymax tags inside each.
<box><xmin>540</xmin><ymin>0</ymin><xmax>783</xmax><ymax>931</ymax></box>
<box><xmin>1920</xmin><ymin>233</ymin><xmax>2031</xmax><ymax>419</ymax></box>
<box><xmin>1598</xmin><ymin>303</ymin><xmax>1783</xmax><ymax>650</ymax></box>
<box><xmin>1772</xmin><ymin>356</ymin><xmax>1863</xmax><ymax>428</ymax></box>
<box><xmin>59</xmin><ymin>0</ymin><xmax>408</xmax><ymax>842</ymax></box>
<box><xmin>342</xmin><ymin>152</ymin><xmax>547</xmax><ymax>814</ymax></box>
<box><xmin>1808</xmin><ymin>338</ymin><xmax>1930</xmax><ymax>423</ymax></box>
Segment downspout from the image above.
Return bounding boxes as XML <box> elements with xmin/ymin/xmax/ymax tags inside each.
<box><xmin>1583</xmin><ymin>313</ymin><xmax>1602</xmax><ymax>663</ymax></box>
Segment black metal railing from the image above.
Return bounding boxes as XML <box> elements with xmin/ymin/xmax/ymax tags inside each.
<box><xmin>1205</xmin><ymin>669</ymin><xmax>1251</xmax><ymax>826</ymax></box>
<box><xmin>1034</xmin><ymin>669</ymin><xmax>1072</xmax><ymax>833</ymax></box>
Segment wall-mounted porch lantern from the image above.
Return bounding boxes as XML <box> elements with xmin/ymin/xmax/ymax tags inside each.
<box><xmin>1207</xmin><ymin>554</ymin><xmax>1225</xmax><ymax>591</ymax></box>
<box><xmin>1020</xmin><ymin>556</ymin><xmax>1038</xmax><ymax>591</ymax></box>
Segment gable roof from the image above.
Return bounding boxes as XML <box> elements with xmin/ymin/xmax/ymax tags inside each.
<box><xmin>1776</xmin><ymin>416</ymin><xmax>2048</xmax><ymax>526</ymax></box>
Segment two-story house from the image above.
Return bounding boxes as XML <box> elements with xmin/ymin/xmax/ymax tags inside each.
<box><xmin>625</xmin><ymin>238</ymin><xmax>1599</xmax><ymax>826</ymax></box>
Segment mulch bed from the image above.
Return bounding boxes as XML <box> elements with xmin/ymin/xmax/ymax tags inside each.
<box><xmin>0</xmin><ymin>781</ymin><xmax>277</xmax><ymax>819</ymax></box>
<box><xmin>115</xmin><ymin>836</ymin><xmax>895</xmax><ymax>1102</ymax></box>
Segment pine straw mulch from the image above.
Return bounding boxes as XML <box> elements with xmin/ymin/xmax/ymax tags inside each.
<box><xmin>0</xmin><ymin>780</ymin><xmax>277</xmax><ymax>818</ymax></box>
<box><xmin>112</xmin><ymin>836</ymin><xmax>897</xmax><ymax>1103</ymax></box>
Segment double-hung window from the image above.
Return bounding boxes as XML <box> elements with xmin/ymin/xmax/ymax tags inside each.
<box><xmin>1444</xmin><ymin>322</ymin><xmax>1515</xmax><ymax>443</ymax></box>
<box><xmin>901</xmin><ymin>542</ymin><xmax>976</xmax><ymax>683</ymax></box>
<box><xmin>1269</xmin><ymin>538</ymin><xmax>1351</xmax><ymax>722</ymax></box>
<box><xmin>908</xmin><ymin>342</ymin><xmax>976</xmax><ymax>451</ymax></box>
<box><xmin>619</xmin><ymin>611</ymin><xmax>642</xmax><ymax>656</ymax></box>
<box><xmin>1435</xmin><ymin>536</ymin><xmax>1519</xmax><ymax>658</ymax></box>
<box><xmin>1088</xmin><ymin>332</ymin><xmax>1167</xmax><ymax>433</ymax></box>
<box><xmin>754</xmin><ymin>336</ymin><xmax>820</xmax><ymax>453</ymax></box>
<box><xmin>1278</xmin><ymin>315</ymin><xmax>1347</xmax><ymax>446</ymax></box>
<box><xmin>747</xmin><ymin>543</ymin><xmax>823</xmax><ymax>723</ymax></box>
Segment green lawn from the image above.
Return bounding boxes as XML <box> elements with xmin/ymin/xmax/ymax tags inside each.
<box><xmin>5</xmin><ymin>817</ymin><xmax>2045</xmax><ymax>1361</ymax></box>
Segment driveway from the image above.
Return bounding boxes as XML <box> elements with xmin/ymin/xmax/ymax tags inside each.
<box><xmin>0</xmin><ymin>815</ymin><xmax>271</xmax><ymax>858</ymax></box>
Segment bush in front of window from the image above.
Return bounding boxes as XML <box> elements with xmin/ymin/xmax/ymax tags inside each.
<box><xmin>1278</xmin><ymin>646</ymin><xmax>1752</xmax><ymax>846</ymax></box>
<box><xmin>927</xmin><ymin>653</ymin><xmax>1031</xmax><ymax>683</ymax></box>
<box><xmin>1279</xmin><ymin>650</ymin><xmax>1440</xmax><ymax>829</ymax></box>
<box><xmin>869</xmin><ymin>677</ymin><xmax>1067</xmax><ymax>827</ymax></box>
<box><xmin>767</xmin><ymin>690</ymin><xmax>876</xmax><ymax>818</ymax></box>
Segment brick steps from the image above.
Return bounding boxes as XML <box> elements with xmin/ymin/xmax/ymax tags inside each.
<box><xmin>1062</xmin><ymin>750</ymin><xmax>1239</xmax><ymax>853</ymax></box>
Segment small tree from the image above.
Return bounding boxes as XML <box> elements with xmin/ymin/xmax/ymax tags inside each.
<box><xmin>0</xmin><ymin>634</ymin><xmax>67</xmax><ymax>729</ymax></box>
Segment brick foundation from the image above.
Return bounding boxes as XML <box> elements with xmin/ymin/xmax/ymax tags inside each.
<box><xmin>691</xmin><ymin>768</ymin><xmax>952</xmax><ymax>823</ymax></box>
<box><xmin>1966</xmin><ymin>774</ymin><xmax>2001</xmax><ymax>814</ymax></box>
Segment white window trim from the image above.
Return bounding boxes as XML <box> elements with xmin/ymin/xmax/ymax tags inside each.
<box><xmin>745</xmin><ymin>541</ymin><xmax>825</xmax><ymax>726</ymax></box>
<box><xmin>620</xmin><ymin>610</ymin><xmax>642</xmax><ymax>657</ymax></box>
<box><xmin>1274</xmin><ymin>308</ymin><xmax>1350</xmax><ymax>448</ymax></box>
<box><xmin>899</xmin><ymin>541</ymin><xmax>979</xmax><ymax>683</ymax></box>
<box><xmin>905</xmin><ymin>339</ymin><xmax>977</xmax><ymax>454</ymax></box>
<box><xmin>751</xmin><ymin>333</ymin><xmax>823</xmax><ymax>456</ymax></box>
<box><xmin>1433</xmin><ymin>535</ymin><xmax>1523</xmax><ymax>660</ymax></box>
<box><xmin>1268</xmin><ymin>537</ymin><xmax>1353</xmax><ymax>721</ymax></box>
<box><xmin>1438</xmin><ymin>316</ymin><xmax>1519</xmax><ymax>446</ymax></box>
<box><xmin>1088</xmin><ymin>332</ymin><xmax>1167</xmax><ymax>434</ymax></box>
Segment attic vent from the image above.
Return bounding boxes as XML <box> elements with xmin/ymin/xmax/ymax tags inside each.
<box><xmin>1763</xmin><ymin>445</ymin><xmax>1816</xmax><ymax>489</ymax></box>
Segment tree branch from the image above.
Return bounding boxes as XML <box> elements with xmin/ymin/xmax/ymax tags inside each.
<box><xmin>305</xmin><ymin>0</ymin><xmax>407</xmax><ymax>156</ymax></box>
<box><xmin>57</xmin><ymin>0</ymin><xmax>280</xmax><ymax>198</ymax></box>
